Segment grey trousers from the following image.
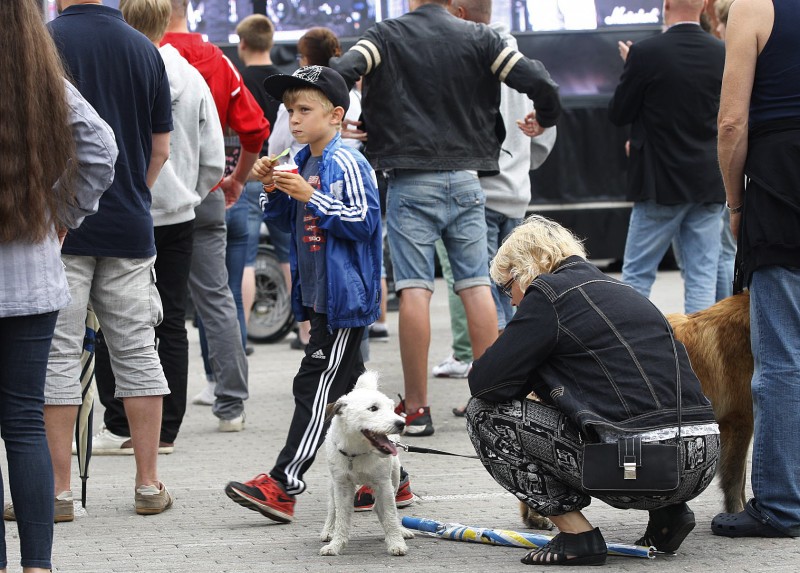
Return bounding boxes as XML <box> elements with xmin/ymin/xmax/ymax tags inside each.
<box><xmin>189</xmin><ymin>190</ymin><xmax>248</xmax><ymax>419</ymax></box>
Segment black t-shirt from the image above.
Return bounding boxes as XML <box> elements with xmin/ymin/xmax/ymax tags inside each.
<box><xmin>241</xmin><ymin>64</ymin><xmax>282</xmax><ymax>154</ymax></box>
<box><xmin>50</xmin><ymin>5</ymin><xmax>172</xmax><ymax>258</ymax></box>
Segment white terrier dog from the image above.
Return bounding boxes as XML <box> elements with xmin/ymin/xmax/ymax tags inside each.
<box><xmin>320</xmin><ymin>371</ymin><xmax>414</xmax><ymax>556</ymax></box>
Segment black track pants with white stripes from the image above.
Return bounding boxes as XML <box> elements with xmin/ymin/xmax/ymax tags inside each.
<box><xmin>271</xmin><ymin>309</ymin><xmax>365</xmax><ymax>496</ymax></box>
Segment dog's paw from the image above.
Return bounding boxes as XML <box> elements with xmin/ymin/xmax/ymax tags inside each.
<box><xmin>320</xmin><ymin>542</ymin><xmax>343</xmax><ymax>556</ymax></box>
<box><xmin>400</xmin><ymin>527</ymin><xmax>415</xmax><ymax>539</ymax></box>
<box><xmin>519</xmin><ymin>501</ymin><xmax>554</xmax><ymax>531</ymax></box>
<box><xmin>386</xmin><ymin>540</ymin><xmax>408</xmax><ymax>556</ymax></box>
<box><xmin>320</xmin><ymin>530</ymin><xmax>333</xmax><ymax>542</ymax></box>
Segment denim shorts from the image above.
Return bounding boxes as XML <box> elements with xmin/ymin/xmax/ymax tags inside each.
<box><xmin>45</xmin><ymin>255</ymin><xmax>169</xmax><ymax>404</ymax></box>
<box><xmin>386</xmin><ymin>170</ymin><xmax>490</xmax><ymax>292</ymax></box>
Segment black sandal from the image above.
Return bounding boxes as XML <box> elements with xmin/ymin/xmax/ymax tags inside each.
<box><xmin>521</xmin><ymin>528</ymin><xmax>607</xmax><ymax>566</ymax></box>
<box><xmin>635</xmin><ymin>503</ymin><xmax>696</xmax><ymax>553</ymax></box>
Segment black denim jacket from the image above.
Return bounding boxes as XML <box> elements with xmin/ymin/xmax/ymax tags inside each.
<box><xmin>469</xmin><ymin>257</ymin><xmax>715</xmax><ymax>440</ymax></box>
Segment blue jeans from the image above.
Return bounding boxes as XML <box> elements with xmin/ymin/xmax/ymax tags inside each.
<box><xmin>716</xmin><ymin>209</ymin><xmax>737</xmax><ymax>301</ymax></box>
<box><xmin>0</xmin><ymin>311</ymin><xmax>58</xmax><ymax>571</ymax></box>
<box><xmin>485</xmin><ymin>208</ymin><xmax>520</xmax><ymax>329</ymax></box>
<box><xmin>243</xmin><ymin>182</ymin><xmax>291</xmax><ymax>266</ymax></box>
<box><xmin>386</xmin><ymin>170</ymin><xmax>489</xmax><ymax>292</ymax></box>
<box><xmin>199</xmin><ymin>190</ymin><xmax>250</xmax><ymax>375</ymax></box>
<box><xmin>622</xmin><ymin>201</ymin><xmax>723</xmax><ymax>313</ymax></box>
<box><xmin>748</xmin><ymin>266</ymin><xmax>800</xmax><ymax>536</ymax></box>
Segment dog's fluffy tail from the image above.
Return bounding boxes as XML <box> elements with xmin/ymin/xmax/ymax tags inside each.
<box><xmin>355</xmin><ymin>370</ymin><xmax>380</xmax><ymax>391</ymax></box>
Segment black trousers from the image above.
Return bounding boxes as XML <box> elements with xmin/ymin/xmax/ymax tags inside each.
<box><xmin>96</xmin><ymin>221</ymin><xmax>194</xmax><ymax>444</ymax></box>
<box><xmin>270</xmin><ymin>309</ymin><xmax>365</xmax><ymax>495</ymax></box>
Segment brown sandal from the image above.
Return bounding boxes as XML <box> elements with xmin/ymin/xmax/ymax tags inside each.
<box><xmin>521</xmin><ymin>528</ymin><xmax>607</xmax><ymax>566</ymax></box>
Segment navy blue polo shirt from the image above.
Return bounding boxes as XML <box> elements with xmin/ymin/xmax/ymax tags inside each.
<box><xmin>50</xmin><ymin>4</ymin><xmax>172</xmax><ymax>258</ymax></box>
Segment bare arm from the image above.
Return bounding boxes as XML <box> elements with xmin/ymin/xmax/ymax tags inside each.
<box><xmin>717</xmin><ymin>0</ymin><xmax>773</xmax><ymax>236</ymax></box>
<box><xmin>220</xmin><ymin>148</ymin><xmax>259</xmax><ymax>207</ymax></box>
<box><xmin>147</xmin><ymin>132</ymin><xmax>170</xmax><ymax>188</ymax></box>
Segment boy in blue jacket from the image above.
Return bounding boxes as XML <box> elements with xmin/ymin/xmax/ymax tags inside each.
<box><xmin>224</xmin><ymin>66</ymin><xmax>394</xmax><ymax>523</ymax></box>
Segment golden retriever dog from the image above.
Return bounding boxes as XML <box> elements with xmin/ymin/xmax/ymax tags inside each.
<box><xmin>520</xmin><ymin>292</ymin><xmax>754</xmax><ymax>529</ymax></box>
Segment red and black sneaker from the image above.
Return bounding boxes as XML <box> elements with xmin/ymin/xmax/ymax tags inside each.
<box><xmin>395</xmin><ymin>395</ymin><xmax>435</xmax><ymax>437</ymax></box>
<box><xmin>224</xmin><ymin>474</ymin><xmax>295</xmax><ymax>523</ymax></box>
<box><xmin>354</xmin><ymin>468</ymin><xmax>416</xmax><ymax>512</ymax></box>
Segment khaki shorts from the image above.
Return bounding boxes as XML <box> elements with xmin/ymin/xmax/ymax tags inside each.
<box><xmin>45</xmin><ymin>255</ymin><xmax>169</xmax><ymax>405</ymax></box>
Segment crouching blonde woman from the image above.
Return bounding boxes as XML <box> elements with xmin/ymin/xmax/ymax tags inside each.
<box><xmin>465</xmin><ymin>215</ymin><xmax>719</xmax><ymax>566</ymax></box>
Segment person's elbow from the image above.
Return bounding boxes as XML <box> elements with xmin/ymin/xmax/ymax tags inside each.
<box><xmin>718</xmin><ymin>113</ymin><xmax>747</xmax><ymax>143</ymax></box>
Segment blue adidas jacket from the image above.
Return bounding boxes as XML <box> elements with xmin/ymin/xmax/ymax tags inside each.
<box><xmin>261</xmin><ymin>133</ymin><xmax>382</xmax><ymax>330</ymax></box>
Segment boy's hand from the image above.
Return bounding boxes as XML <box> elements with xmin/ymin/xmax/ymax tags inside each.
<box><xmin>251</xmin><ymin>156</ymin><xmax>276</xmax><ymax>185</ymax></box>
<box><xmin>273</xmin><ymin>171</ymin><xmax>314</xmax><ymax>203</ymax></box>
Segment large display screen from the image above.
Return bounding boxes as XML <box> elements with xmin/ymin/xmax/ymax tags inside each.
<box><xmin>45</xmin><ymin>0</ymin><xmax>661</xmax><ymax>44</ymax></box>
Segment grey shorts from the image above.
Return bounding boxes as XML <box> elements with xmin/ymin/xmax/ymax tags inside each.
<box><xmin>45</xmin><ymin>255</ymin><xmax>169</xmax><ymax>405</ymax></box>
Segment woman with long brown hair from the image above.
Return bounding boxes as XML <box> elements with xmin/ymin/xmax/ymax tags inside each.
<box><xmin>0</xmin><ymin>1</ymin><xmax>116</xmax><ymax>571</ymax></box>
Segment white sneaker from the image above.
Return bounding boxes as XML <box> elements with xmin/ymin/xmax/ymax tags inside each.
<box><xmin>91</xmin><ymin>426</ymin><xmax>134</xmax><ymax>455</ymax></box>
<box><xmin>218</xmin><ymin>412</ymin><xmax>245</xmax><ymax>433</ymax></box>
<box><xmin>192</xmin><ymin>381</ymin><xmax>216</xmax><ymax>406</ymax></box>
<box><xmin>432</xmin><ymin>354</ymin><xmax>472</xmax><ymax>378</ymax></box>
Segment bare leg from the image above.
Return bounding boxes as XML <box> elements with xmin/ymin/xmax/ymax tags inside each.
<box><xmin>377</xmin><ymin>277</ymin><xmax>388</xmax><ymax>326</ymax></box>
<box><xmin>44</xmin><ymin>404</ymin><xmax>78</xmax><ymax>495</ymax></box>
<box><xmin>124</xmin><ymin>395</ymin><xmax>163</xmax><ymax>488</ymax></box>
<box><xmin>242</xmin><ymin>265</ymin><xmax>256</xmax><ymax>325</ymax></box>
<box><xmin>398</xmin><ymin>288</ymin><xmax>432</xmax><ymax>412</ymax></box>
<box><xmin>459</xmin><ymin>285</ymin><xmax>498</xmax><ymax>360</ymax></box>
<box><xmin>549</xmin><ymin>511</ymin><xmax>594</xmax><ymax>534</ymax></box>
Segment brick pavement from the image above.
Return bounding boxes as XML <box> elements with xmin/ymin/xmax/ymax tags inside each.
<box><xmin>2</xmin><ymin>271</ymin><xmax>798</xmax><ymax>572</ymax></box>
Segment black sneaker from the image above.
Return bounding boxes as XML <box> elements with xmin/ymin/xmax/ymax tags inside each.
<box><xmin>368</xmin><ymin>326</ymin><xmax>389</xmax><ymax>341</ymax></box>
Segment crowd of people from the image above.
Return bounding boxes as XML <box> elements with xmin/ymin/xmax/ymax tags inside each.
<box><xmin>1</xmin><ymin>0</ymin><xmax>798</xmax><ymax>570</ymax></box>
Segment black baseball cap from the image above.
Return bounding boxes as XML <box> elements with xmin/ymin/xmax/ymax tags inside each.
<box><xmin>263</xmin><ymin>66</ymin><xmax>350</xmax><ymax>113</ymax></box>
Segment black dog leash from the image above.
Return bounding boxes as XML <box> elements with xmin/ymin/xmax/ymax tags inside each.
<box><xmin>395</xmin><ymin>441</ymin><xmax>480</xmax><ymax>460</ymax></box>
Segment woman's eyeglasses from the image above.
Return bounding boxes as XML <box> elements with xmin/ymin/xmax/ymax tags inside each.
<box><xmin>499</xmin><ymin>276</ymin><xmax>515</xmax><ymax>298</ymax></box>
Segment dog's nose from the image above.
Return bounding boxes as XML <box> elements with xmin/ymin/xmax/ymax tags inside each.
<box><xmin>394</xmin><ymin>420</ymin><xmax>405</xmax><ymax>432</ymax></box>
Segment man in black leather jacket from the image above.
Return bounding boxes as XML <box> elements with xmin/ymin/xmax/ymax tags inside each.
<box><xmin>329</xmin><ymin>0</ymin><xmax>561</xmax><ymax>436</ymax></box>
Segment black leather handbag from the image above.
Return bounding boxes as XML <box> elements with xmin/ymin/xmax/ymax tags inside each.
<box><xmin>580</xmin><ymin>316</ymin><xmax>682</xmax><ymax>496</ymax></box>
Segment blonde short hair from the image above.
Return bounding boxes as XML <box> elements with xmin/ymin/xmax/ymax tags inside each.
<box><xmin>120</xmin><ymin>0</ymin><xmax>171</xmax><ymax>43</ymax></box>
<box><xmin>714</xmin><ymin>0</ymin><xmax>734</xmax><ymax>24</ymax></box>
<box><xmin>490</xmin><ymin>215</ymin><xmax>587</xmax><ymax>290</ymax></box>
<box><xmin>236</xmin><ymin>14</ymin><xmax>274</xmax><ymax>52</ymax></box>
<box><xmin>283</xmin><ymin>86</ymin><xmax>335</xmax><ymax>114</ymax></box>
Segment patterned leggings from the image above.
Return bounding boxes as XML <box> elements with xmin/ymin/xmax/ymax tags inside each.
<box><xmin>465</xmin><ymin>398</ymin><xmax>719</xmax><ymax>516</ymax></box>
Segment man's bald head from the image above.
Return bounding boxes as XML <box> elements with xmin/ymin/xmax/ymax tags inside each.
<box><xmin>447</xmin><ymin>0</ymin><xmax>492</xmax><ymax>24</ymax></box>
<box><xmin>663</xmin><ymin>0</ymin><xmax>706</xmax><ymax>25</ymax></box>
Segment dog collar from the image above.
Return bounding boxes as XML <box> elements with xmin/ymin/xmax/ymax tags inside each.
<box><xmin>338</xmin><ymin>448</ymin><xmax>364</xmax><ymax>469</ymax></box>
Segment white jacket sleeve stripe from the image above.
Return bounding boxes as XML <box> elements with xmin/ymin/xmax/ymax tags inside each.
<box><xmin>309</xmin><ymin>150</ymin><xmax>368</xmax><ymax>222</ymax></box>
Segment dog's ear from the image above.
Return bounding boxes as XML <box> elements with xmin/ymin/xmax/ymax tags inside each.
<box><xmin>325</xmin><ymin>400</ymin><xmax>345</xmax><ymax>422</ymax></box>
<box><xmin>355</xmin><ymin>370</ymin><xmax>379</xmax><ymax>391</ymax></box>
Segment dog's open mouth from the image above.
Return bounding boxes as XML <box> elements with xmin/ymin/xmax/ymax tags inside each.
<box><xmin>362</xmin><ymin>430</ymin><xmax>398</xmax><ymax>456</ymax></box>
